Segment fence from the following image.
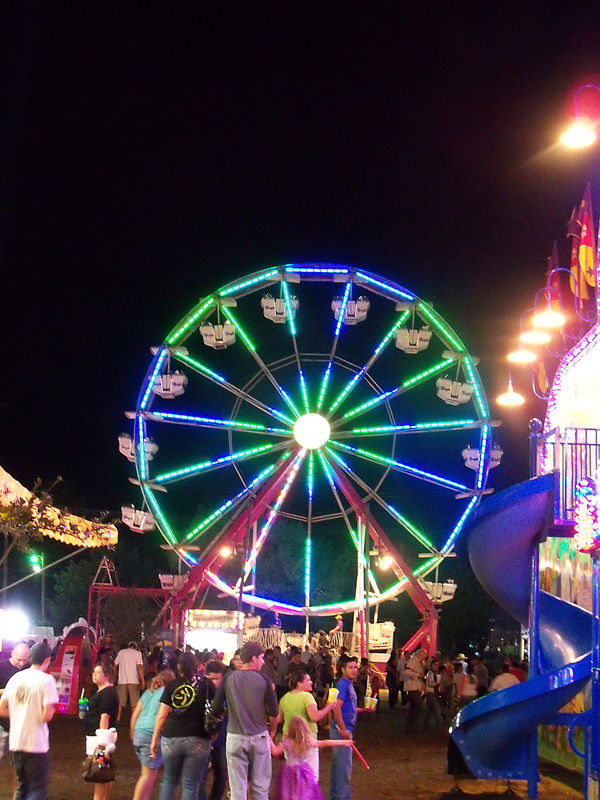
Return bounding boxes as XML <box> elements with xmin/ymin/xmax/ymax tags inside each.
<box><xmin>535</xmin><ymin>427</ymin><xmax>600</xmax><ymax>522</ymax></box>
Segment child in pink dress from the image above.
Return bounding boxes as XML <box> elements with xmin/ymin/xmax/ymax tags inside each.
<box><xmin>271</xmin><ymin>716</ymin><xmax>353</xmax><ymax>800</ymax></box>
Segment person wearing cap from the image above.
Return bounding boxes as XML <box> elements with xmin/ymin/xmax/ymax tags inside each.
<box><xmin>0</xmin><ymin>641</ymin><xmax>58</xmax><ymax>800</ymax></box>
<box><xmin>114</xmin><ymin>641</ymin><xmax>145</xmax><ymax>718</ymax></box>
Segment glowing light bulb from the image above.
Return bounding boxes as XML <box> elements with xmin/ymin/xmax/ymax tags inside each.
<box><xmin>560</xmin><ymin>120</ymin><xmax>597</xmax><ymax>149</ymax></box>
<box><xmin>507</xmin><ymin>348</ymin><xmax>537</xmax><ymax>364</ymax></box>
<box><xmin>519</xmin><ymin>329</ymin><xmax>551</xmax><ymax>346</ymax></box>
<box><xmin>293</xmin><ymin>414</ymin><xmax>331</xmax><ymax>450</ymax></box>
<box><xmin>496</xmin><ymin>380</ymin><xmax>525</xmax><ymax>407</ymax></box>
<box><xmin>532</xmin><ymin>308</ymin><xmax>566</xmax><ymax>329</ymax></box>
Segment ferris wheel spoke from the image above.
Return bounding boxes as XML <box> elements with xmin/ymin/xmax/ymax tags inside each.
<box><xmin>329</xmin><ymin>439</ymin><xmax>469</xmax><ymax>493</ymax></box>
<box><xmin>324</xmin><ymin>447</ymin><xmax>438</xmax><ymax>552</ymax></box>
<box><xmin>280</xmin><ymin>280</ymin><xmax>310</xmax><ymax>414</ymax></box>
<box><xmin>152</xmin><ymin>441</ymin><xmax>290</xmax><ymax>486</ymax></box>
<box><xmin>327</xmin><ymin>310</ymin><xmax>410</xmax><ymax>414</ymax></box>
<box><xmin>221</xmin><ymin>306</ymin><xmax>302</xmax><ymax>418</ymax></box>
<box><xmin>237</xmin><ymin>448</ymin><xmax>307</xmax><ymax>587</ymax></box>
<box><xmin>140</xmin><ymin>410</ymin><xmax>291</xmax><ymax>438</ymax></box>
<box><xmin>334</xmin><ymin>418</ymin><xmax>488</xmax><ymax>438</ymax></box>
<box><xmin>172</xmin><ymin>349</ymin><xmax>295</xmax><ymax>426</ymax></box>
<box><xmin>316</xmin><ymin>451</ymin><xmax>382</xmax><ymax>596</ymax></box>
<box><xmin>333</xmin><ymin>356</ymin><xmax>456</xmax><ymax>425</ymax></box>
<box><xmin>183</xmin><ymin>461</ymin><xmax>281</xmax><ymax>543</ymax></box>
<box><xmin>315</xmin><ymin>281</ymin><xmax>352</xmax><ymax>411</ymax></box>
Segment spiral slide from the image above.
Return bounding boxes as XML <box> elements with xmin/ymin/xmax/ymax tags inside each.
<box><xmin>450</xmin><ymin>472</ymin><xmax>592</xmax><ymax>780</ymax></box>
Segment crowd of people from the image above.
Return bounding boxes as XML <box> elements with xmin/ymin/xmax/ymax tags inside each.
<box><xmin>0</xmin><ymin>635</ymin><xmax>530</xmax><ymax>800</ymax></box>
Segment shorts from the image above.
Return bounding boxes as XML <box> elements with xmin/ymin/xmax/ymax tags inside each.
<box><xmin>117</xmin><ymin>683</ymin><xmax>141</xmax><ymax>708</ymax></box>
<box><xmin>133</xmin><ymin>730</ymin><xmax>162</xmax><ymax>770</ymax></box>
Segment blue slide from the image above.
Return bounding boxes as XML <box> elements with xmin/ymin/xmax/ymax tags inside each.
<box><xmin>450</xmin><ymin>473</ymin><xmax>592</xmax><ymax>779</ymax></box>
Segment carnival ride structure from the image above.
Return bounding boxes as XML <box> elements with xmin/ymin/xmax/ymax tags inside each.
<box><xmin>123</xmin><ymin>264</ymin><xmax>496</xmax><ymax>654</ymax></box>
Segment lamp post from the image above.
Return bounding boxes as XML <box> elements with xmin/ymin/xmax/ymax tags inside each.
<box><xmin>29</xmin><ymin>552</ymin><xmax>45</xmax><ymax>622</ymax></box>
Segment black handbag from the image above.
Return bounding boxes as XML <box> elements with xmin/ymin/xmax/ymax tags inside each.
<box><xmin>82</xmin><ymin>747</ymin><xmax>116</xmax><ymax>783</ymax></box>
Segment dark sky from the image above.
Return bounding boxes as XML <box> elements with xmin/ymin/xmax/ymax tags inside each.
<box><xmin>3</xmin><ymin>6</ymin><xmax>600</xmax><ymax>520</ymax></box>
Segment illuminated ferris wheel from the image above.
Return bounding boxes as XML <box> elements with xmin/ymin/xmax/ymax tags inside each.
<box><xmin>123</xmin><ymin>263</ymin><xmax>493</xmax><ymax>630</ymax></box>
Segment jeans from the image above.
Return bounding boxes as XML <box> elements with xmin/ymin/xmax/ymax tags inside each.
<box><xmin>198</xmin><ymin>745</ymin><xmax>227</xmax><ymax>800</ymax></box>
<box><xmin>328</xmin><ymin>723</ymin><xmax>353</xmax><ymax>800</ymax></box>
<box><xmin>11</xmin><ymin>751</ymin><xmax>50</xmax><ymax>800</ymax></box>
<box><xmin>158</xmin><ymin>736</ymin><xmax>211</xmax><ymax>800</ymax></box>
<box><xmin>226</xmin><ymin>731</ymin><xmax>271</xmax><ymax>800</ymax></box>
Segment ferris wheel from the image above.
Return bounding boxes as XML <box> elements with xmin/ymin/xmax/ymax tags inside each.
<box><xmin>123</xmin><ymin>263</ymin><xmax>494</xmax><ymax>638</ymax></box>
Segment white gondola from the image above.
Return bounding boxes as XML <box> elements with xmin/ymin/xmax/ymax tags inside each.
<box><xmin>462</xmin><ymin>444</ymin><xmax>480</xmax><ymax>470</ymax></box>
<box><xmin>331</xmin><ymin>296</ymin><xmax>370</xmax><ymax>325</ymax></box>
<box><xmin>462</xmin><ymin>443</ymin><xmax>503</xmax><ymax>471</ymax></box>
<box><xmin>199</xmin><ymin>322</ymin><xmax>236</xmax><ymax>349</ymax></box>
<box><xmin>118</xmin><ymin>434</ymin><xmax>158</xmax><ymax>462</ymax></box>
<box><xmin>120</xmin><ymin>505</ymin><xmax>155</xmax><ymax>533</ymax></box>
<box><xmin>152</xmin><ymin>370</ymin><xmax>187</xmax><ymax>399</ymax></box>
<box><xmin>261</xmin><ymin>293</ymin><xmax>299</xmax><ymax>323</ymax></box>
<box><xmin>395</xmin><ymin>326</ymin><xmax>432</xmax><ymax>353</ymax></box>
<box><xmin>435</xmin><ymin>376</ymin><xmax>474</xmax><ymax>405</ymax></box>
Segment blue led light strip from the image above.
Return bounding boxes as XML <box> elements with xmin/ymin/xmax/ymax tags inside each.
<box><xmin>316</xmin><ymin>282</ymin><xmax>352</xmax><ymax>411</ymax></box>
<box><xmin>154</xmin><ymin>443</ymin><xmax>276</xmax><ymax>484</ymax></box>
<box><xmin>476</xmin><ymin>424</ymin><xmax>490</xmax><ymax>490</ymax></box>
<box><xmin>441</xmin><ymin>497</ymin><xmax>478</xmax><ymax>553</ymax></box>
<box><xmin>185</xmin><ymin>463</ymin><xmax>277</xmax><ymax>541</ymax></box>
<box><xmin>334</xmin><ymin>281</ymin><xmax>352</xmax><ymax>337</ymax></box>
<box><xmin>350</xmin><ymin>419</ymin><xmax>477</xmax><ymax>435</ymax></box>
<box><xmin>355</xmin><ymin>271</ymin><xmax>414</xmax><ymax>300</ymax></box>
<box><xmin>136</xmin><ymin>415</ymin><xmax>148</xmax><ymax>481</ymax></box>
<box><xmin>307</xmin><ymin>452</ymin><xmax>314</xmax><ymax>501</ymax></box>
<box><xmin>139</xmin><ymin>348</ymin><xmax>168</xmax><ymax>410</ymax></box>
<box><xmin>147</xmin><ymin>411</ymin><xmax>288</xmax><ymax>435</ymax></box>
<box><xmin>284</xmin><ymin>266</ymin><xmax>350</xmax><ymax>275</ymax></box>
<box><xmin>330</xmin><ymin>440</ymin><xmax>469</xmax><ymax>492</ymax></box>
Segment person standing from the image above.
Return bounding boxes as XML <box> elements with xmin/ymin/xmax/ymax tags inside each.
<box><xmin>198</xmin><ymin>661</ymin><xmax>227</xmax><ymax>800</ymax></box>
<box><xmin>329</xmin><ymin>655</ymin><xmax>362</xmax><ymax>800</ymax></box>
<box><xmin>404</xmin><ymin>649</ymin><xmax>427</xmax><ymax>730</ymax></box>
<box><xmin>114</xmin><ymin>641</ymin><xmax>145</xmax><ymax>718</ymax></box>
<box><xmin>0</xmin><ymin>641</ymin><xmax>58</xmax><ymax>800</ymax></box>
<box><xmin>385</xmin><ymin>651</ymin><xmax>399</xmax><ymax>709</ymax></box>
<box><xmin>84</xmin><ymin>663</ymin><xmax>119</xmax><ymax>800</ymax></box>
<box><xmin>0</xmin><ymin>642</ymin><xmax>30</xmax><ymax>760</ymax></box>
<box><xmin>150</xmin><ymin>653</ymin><xmax>212</xmax><ymax>800</ymax></box>
<box><xmin>211</xmin><ymin>641</ymin><xmax>278</xmax><ymax>800</ymax></box>
<box><xmin>130</xmin><ymin>668</ymin><xmax>175</xmax><ymax>800</ymax></box>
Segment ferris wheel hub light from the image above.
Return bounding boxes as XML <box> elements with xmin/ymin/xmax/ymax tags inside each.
<box><xmin>293</xmin><ymin>414</ymin><xmax>331</xmax><ymax>450</ymax></box>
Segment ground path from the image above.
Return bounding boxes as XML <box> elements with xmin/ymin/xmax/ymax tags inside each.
<box><xmin>0</xmin><ymin>703</ymin><xmax>583</xmax><ymax>799</ymax></box>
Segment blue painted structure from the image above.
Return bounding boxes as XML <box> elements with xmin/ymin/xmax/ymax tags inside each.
<box><xmin>450</xmin><ymin>473</ymin><xmax>592</xmax><ymax>788</ymax></box>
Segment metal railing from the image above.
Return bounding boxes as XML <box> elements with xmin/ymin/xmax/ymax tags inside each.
<box><xmin>535</xmin><ymin>427</ymin><xmax>600</xmax><ymax>521</ymax></box>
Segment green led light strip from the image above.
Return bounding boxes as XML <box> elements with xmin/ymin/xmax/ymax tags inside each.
<box><xmin>174</xmin><ymin>351</ymin><xmax>225</xmax><ymax>383</ymax></box>
<box><xmin>401</xmin><ymin>357</ymin><xmax>455</xmax><ymax>389</ymax></box>
<box><xmin>143</xmin><ymin>488</ymin><xmax>176</xmax><ymax>544</ymax></box>
<box><xmin>462</xmin><ymin>356</ymin><xmax>488</xmax><ymax>418</ymax></box>
<box><xmin>218</xmin><ymin>269</ymin><xmax>279</xmax><ymax>296</ymax></box>
<box><xmin>351</xmin><ymin>418</ymin><xmax>476</xmax><ymax>434</ymax></box>
<box><xmin>154</xmin><ymin>443</ymin><xmax>275</xmax><ymax>483</ymax></box>
<box><xmin>166</xmin><ymin>297</ymin><xmax>215</xmax><ymax>345</ymax></box>
<box><xmin>417</xmin><ymin>303</ymin><xmax>463</xmax><ymax>352</ymax></box>
<box><xmin>222</xmin><ymin>307</ymin><xmax>256</xmax><ymax>352</ymax></box>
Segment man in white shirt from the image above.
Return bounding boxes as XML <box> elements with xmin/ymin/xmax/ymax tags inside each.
<box><xmin>489</xmin><ymin>664</ymin><xmax>520</xmax><ymax>692</ymax></box>
<box><xmin>0</xmin><ymin>641</ymin><xmax>58</xmax><ymax>800</ymax></box>
<box><xmin>114</xmin><ymin>640</ymin><xmax>145</xmax><ymax>716</ymax></box>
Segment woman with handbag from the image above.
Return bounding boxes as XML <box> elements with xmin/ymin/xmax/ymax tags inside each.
<box><xmin>83</xmin><ymin>663</ymin><xmax>119</xmax><ymax>800</ymax></box>
<box><xmin>130</xmin><ymin>668</ymin><xmax>175</xmax><ymax>800</ymax></box>
<box><xmin>150</xmin><ymin>653</ymin><xmax>212</xmax><ymax>800</ymax></box>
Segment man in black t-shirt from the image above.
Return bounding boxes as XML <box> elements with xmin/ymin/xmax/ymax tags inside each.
<box><xmin>0</xmin><ymin>642</ymin><xmax>30</xmax><ymax>757</ymax></box>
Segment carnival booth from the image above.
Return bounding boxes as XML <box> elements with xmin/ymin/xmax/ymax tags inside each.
<box><xmin>50</xmin><ymin>620</ymin><xmax>94</xmax><ymax>715</ymax></box>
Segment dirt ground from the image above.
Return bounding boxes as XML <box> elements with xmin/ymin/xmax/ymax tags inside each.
<box><xmin>0</xmin><ymin>702</ymin><xmax>584</xmax><ymax>800</ymax></box>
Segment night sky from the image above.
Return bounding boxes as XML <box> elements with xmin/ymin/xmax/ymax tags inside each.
<box><xmin>2</xmin><ymin>7</ymin><xmax>600</xmax><ymax>603</ymax></box>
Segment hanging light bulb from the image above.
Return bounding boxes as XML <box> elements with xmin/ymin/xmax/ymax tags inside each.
<box><xmin>519</xmin><ymin>328</ymin><xmax>551</xmax><ymax>345</ymax></box>
<box><xmin>532</xmin><ymin>307</ymin><xmax>566</xmax><ymax>329</ymax></box>
<box><xmin>496</xmin><ymin>378</ymin><xmax>525</xmax><ymax>407</ymax></box>
<box><xmin>507</xmin><ymin>347</ymin><xmax>537</xmax><ymax>364</ymax></box>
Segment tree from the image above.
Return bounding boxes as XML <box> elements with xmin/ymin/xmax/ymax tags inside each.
<box><xmin>48</xmin><ymin>552</ymin><xmax>99</xmax><ymax>631</ymax></box>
